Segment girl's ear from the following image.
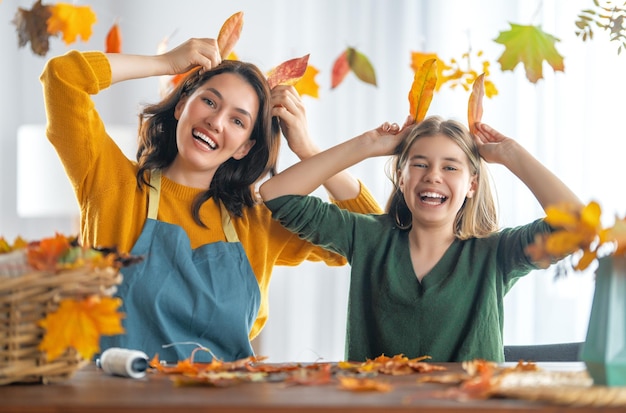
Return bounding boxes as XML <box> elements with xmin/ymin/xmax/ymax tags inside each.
<box><xmin>232</xmin><ymin>139</ymin><xmax>256</xmax><ymax>160</ymax></box>
<box><xmin>466</xmin><ymin>174</ymin><xmax>478</xmax><ymax>198</ymax></box>
<box><xmin>174</xmin><ymin>95</ymin><xmax>189</xmax><ymax>120</ymax></box>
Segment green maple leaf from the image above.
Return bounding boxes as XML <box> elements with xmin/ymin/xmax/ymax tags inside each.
<box><xmin>494</xmin><ymin>23</ymin><xmax>565</xmax><ymax>83</ymax></box>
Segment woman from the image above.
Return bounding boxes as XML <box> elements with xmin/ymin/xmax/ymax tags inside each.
<box><xmin>40</xmin><ymin>38</ymin><xmax>381</xmax><ymax>362</ymax></box>
<box><xmin>260</xmin><ymin>116</ymin><xmax>582</xmax><ymax>362</ymax></box>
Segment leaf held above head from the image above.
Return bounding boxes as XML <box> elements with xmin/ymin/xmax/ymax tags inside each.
<box><xmin>331</xmin><ymin>50</ymin><xmax>350</xmax><ymax>89</ymax></box>
<box><xmin>266</xmin><ymin>54</ymin><xmax>310</xmax><ymax>89</ymax></box>
<box><xmin>468</xmin><ymin>73</ymin><xmax>485</xmax><ymax>135</ymax></box>
<box><xmin>217</xmin><ymin>11</ymin><xmax>244</xmax><ymax>59</ymax></box>
<box><xmin>346</xmin><ymin>47</ymin><xmax>377</xmax><ymax>87</ymax></box>
<box><xmin>294</xmin><ymin>65</ymin><xmax>320</xmax><ymax>98</ymax></box>
<box><xmin>105</xmin><ymin>21</ymin><xmax>122</xmax><ymax>53</ymax></box>
<box><xmin>408</xmin><ymin>58</ymin><xmax>437</xmax><ymax>122</ymax></box>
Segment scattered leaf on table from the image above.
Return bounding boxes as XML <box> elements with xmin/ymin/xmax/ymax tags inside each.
<box><xmin>12</xmin><ymin>0</ymin><xmax>52</xmax><ymax>56</ymax></box>
<box><xmin>347</xmin><ymin>47</ymin><xmax>377</xmax><ymax>87</ymax></box>
<box><xmin>494</xmin><ymin>23</ymin><xmax>564</xmax><ymax>83</ymax></box>
<box><xmin>47</xmin><ymin>2</ymin><xmax>97</xmax><ymax>45</ymax></box>
<box><xmin>38</xmin><ymin>296</ymin><xmax>125</xmax><ymax>361</ymax></box>
<box><xmin>217</xmin><ymin>11</ymin><xmax>243</xmax><ymax>59</ymax></box>
<box><xmin>408</xmin><ymin>58</ymin><xmax>437</xmax><ymax>122</ymax></box>
<box><xmin>467</xmin><ymin>73</ymin><xmax>485</xmax><ymax>135</ymax></box>
<box><xmin>337</xmin><ymin>376</ymin><xmax>392</xmax><ymax>392</ymax></box>
<box><xmin>267</xmin><ymin>54</ymin><xmax>310</xmax><ymax>89</ymax></box>
<box><xmin>105</xmin><ymin>21</ymin><xmax>122</xmax><ymax>53</ymax></box>
<box><xmin>331</xmin><ymin>50</ymin><xmax>350</xmax><ymax>89</ymax></box>
<box><xmin>294</xmin><ymin>64</ymin><xmax>320</xmax><ymax>98</ymax></box>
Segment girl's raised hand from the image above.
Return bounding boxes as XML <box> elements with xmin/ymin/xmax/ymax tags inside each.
<box><xmin>473</xmin><ymin>122</ymin><xmax>518</xmax><ymax>165</ymax></box>
<box><xmin>162</xmin><ymin>38</ymin><xmax>222</xmax><ymax>75</ymax></box>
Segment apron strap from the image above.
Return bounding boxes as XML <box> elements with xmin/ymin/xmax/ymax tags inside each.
<box><xmin>148</xmin><ymin>169</ymin><xmax>240</xmax><ymax>243</ymax></box>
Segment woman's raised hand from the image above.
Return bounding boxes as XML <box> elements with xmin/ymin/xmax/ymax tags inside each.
<box><xmin>162</xmin><ymin>38</ymin><xmax>222</xmax><ymax>75</ymax></box>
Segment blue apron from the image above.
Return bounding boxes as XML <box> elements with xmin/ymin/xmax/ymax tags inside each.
<box><xmin>100</xmin><ymin>170</ymin><xmax>260</xmax><ymax>362</ymax></box>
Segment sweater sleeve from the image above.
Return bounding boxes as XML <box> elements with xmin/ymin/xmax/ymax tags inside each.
<box><xmin>332</xmin><ymin>180</ymin><xmax>383</xmax><ymax>214</ymax></box>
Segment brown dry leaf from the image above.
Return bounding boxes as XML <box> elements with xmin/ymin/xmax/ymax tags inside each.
<box><xmin>331</xmin><ymin>50</ymin><xmax>350</xmax><ymax>89</ymax></box>
<box><xmin>105</xmin><ymin>21</ymin><xmax>122</xmax><ymax>53</ymax></box>
<box><xmin>294</xmin><ymin>64</ymin><xmax>320</xmax><ymax>98</ymax></box>
<box><xmin>408</xmin><ymin>58</ymin><xmax>437</xmax><ymax>122</ymax></box>
<box><xmin>467</xmin><ymin>73</ymin><xmax>485</xmax><ymax>135</ymax></box>
<box><xmin>266</xmin><ymin>54</ymin><xmax>310</xmax><ymax>89</ymax></box>
<box><xmin>12</xmin><ymin>0</ymin><xmax>52</xmax><ymax>56</ymax></box>
<box><xmin>38</xmin><ymin>296</ymin><xmax>125</xmax><ymax>361</ymax></box>
<box><xmin>47</xmin><ymin>2</ymin><xmax>97</xmax><ymax>45</ymax></box>
<box><xmin>217</xmin><ymin>11</ymin><xmax>243</xmax><ymax>58</ymax></box>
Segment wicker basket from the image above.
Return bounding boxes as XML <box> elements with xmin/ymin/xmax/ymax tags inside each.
<box><xmin>0</xmin><ymin>250</ymin><xmax>122</xmax><ymax>385</ymax></box>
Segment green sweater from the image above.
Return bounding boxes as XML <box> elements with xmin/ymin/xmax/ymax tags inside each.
<box><xmin>266</xmin><ymin>195</ymin><xmax>552</xmax><ymax>362</ymax></box>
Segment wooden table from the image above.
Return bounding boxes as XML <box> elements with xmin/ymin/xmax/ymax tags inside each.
<box><xmin>0</xmin><ymin>362</ymin><xmax>623</xmax><ymax>413</ymax></box>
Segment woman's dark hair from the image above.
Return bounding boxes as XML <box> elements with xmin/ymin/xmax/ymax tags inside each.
<box><xmin>135</xmin><ymin>60</ymin><xmax>277</xmax><ymax>225</ymax></box>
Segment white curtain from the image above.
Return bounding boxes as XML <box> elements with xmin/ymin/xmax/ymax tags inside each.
<box><xmin>2</xmin><ymin>0</ymin><xmax>624</xmax><ymax>363</ymax></box>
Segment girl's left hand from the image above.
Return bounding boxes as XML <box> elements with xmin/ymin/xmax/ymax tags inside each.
<box><xmin>473</xmin><ymin>122</ymin><xmax>518</xmax><ymax>165</ymax></box>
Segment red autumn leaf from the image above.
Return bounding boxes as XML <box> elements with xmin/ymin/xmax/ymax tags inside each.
<box><xmin>12</xmin><ymin>0</ymin><xmax>52</xmax><ymax>56</ymax></box>
<box><xmin>217</xmin><ymin>11</ymin><xmax>243</xmax><ymax>59</ymax></box>
<box><xmin>266</xmin><ymin>54</ymin><xmax>310</xmax><ymax>89</ymax></box>
<box><xmin>346</xmin><ymin>47</ymin><xmax>377</xmax><ymax>87</ymax></box>
<box><xmin>105</xmin><ymin>21</ymin><xmax>122</xmax><ymax>53</ymax></box>
<box><xmin>408</xmin><ymin>58</ymin><xmax>437</xmax><ymax>122</ymax></box>
<box><xmin>467</xmin><ymin>73</ymin><xmax>485</xmax><ymax>135</ymax></box>
<box><xmin>331</xmin><ymin>50</ymin><xmax>350</xmax><ymax>89</ymax></box>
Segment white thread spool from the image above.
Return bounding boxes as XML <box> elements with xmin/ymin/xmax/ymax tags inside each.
<box><xmin>97</xmin><ymin>348</ymin><xmax>149</xmax><ymax>379</ymax></box>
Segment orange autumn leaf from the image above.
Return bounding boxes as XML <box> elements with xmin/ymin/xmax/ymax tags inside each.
<box><xmin>337</xmin><ymin>376</ymin><xmax>392</xmax><ymax>392</ymax></box>
<box><xmin>331</xmin><ymin>50</ymin><xmax>350</xmax><ymax>89</ymax></box>
<box><xmin>408</xmin><ymin>58</ymin><xmax>437</xmax><ymax>122</ymax></box>
<box><xmin>38</xmin><ymin>296</ymin><xmax>125</xmax><ymax>361</ymax></box>
<box><xmin>410</xmin><ymin>52</ymin><xmax>449</xmax><ymax>91</ymax></box>
<box><xmin>217</xmin><ymin>11</ymin><xmax>243</xmax><ymax>59</ymax></box>
<box><xmin>27</xmin><ymin>232</ymin><xmax>71</xmax><ymax>271</ymax></box>
<box><xmin>267</xmin><ymin>54</ymin><xmax>310</xmax><ymax>89</ymax></box>
<box><xmin>468</xmin><ymin>73</ymin><xmax>485</xmax><ymax>135</ymax></box>
<box><xmin>105</xmin><ymin>21</ymin><xmax>122</xmax><ymax>53</ymax></box>
<box><xmin>294</xmin><ymin>64</ymin><xmax>320</xmax><ymax>98</ymax></box>
<box><xmin>47</xmin><ymin>2</ymin><xmax>97</xmax><ymax>45</ymax></box>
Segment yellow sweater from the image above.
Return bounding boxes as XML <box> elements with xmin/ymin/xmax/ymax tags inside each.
<box><xmin>40</xmin><ymin>50</ymin><xmax>382</xmax><ymax>339</ymax></box>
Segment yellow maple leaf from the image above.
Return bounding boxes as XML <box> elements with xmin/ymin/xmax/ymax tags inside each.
<box><xmin>494</xmin><ymin>23</ymin><xmax>564</xmax><ymax>83</ymax></box>
<box><xmin>294</xmin><ymin>65</ymin><xmax>320</xmax><ymax>98</ymax></box>
<box><xmin>47</xmin><ymin>3</ymin><xmax>97</xmax><ymax>45</ymax></box>
<box><xmin>38</xmin><ymin>296</ymin><xmax>124</xmax><ymax>361</ymax></box>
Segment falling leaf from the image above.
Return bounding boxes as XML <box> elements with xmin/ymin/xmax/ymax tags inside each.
<box><xmin>347</xmin><ymin>47</ymin><xmax>377</xmax><ymax>87</ymax></box>
<box><xmin>494</xmin><ymin>23</ymin><xmax>564</xmax><ymax>83</ymax></box>
<box><xmin>408</xmin><ymin>58</ymin><xmax>437</xmax><ymax>122</ymax></box>
<box><xmin>331</xmin><ymin>50</ymin><xmax>350</xmax><ymax>89</ymax></box>
<box><xmin>38</xmin><ymin>296</ymin><xmax>125</xmax><ymax>361</ymax></box>
<box><xmin>217</xmin><ymin>11</ymin><xmax>243</xmax><ymax>59</ymax></box>
<box><xmin>266</xmin><ymin>54</ymin><xmax>310</xmax><ymax>89</ymax></box>
<box><xmin>12</xmin><ymin>0</ymin><xmax>52</xmax><ymax>56</ymax></box>
<box><xmin>467</xmin><ymin>73</ymin><xmax>485</xmax><ymax>135</ymax></box>
<box><xmin>47</xmin><ymin>2</ymin><xmax>97</xmax><ymax>45</ymax></box>
<box><xmin>294</xmin><ymin>64</ymin><xmax>320</xmax><ymax>98</ymax></box>
<box><xmin>105</xmin><ymin>21</ymin><xmax>122</xmax><ymax>53</ymax></box>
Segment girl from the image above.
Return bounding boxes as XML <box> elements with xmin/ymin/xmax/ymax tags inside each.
<box><xmin>40</xmin><ymin>38</ymin><xmax>381</xmax><ymax>362</ymax></box>
<box><xmin>259</xmin><ymin>116</ymin><xmax>582</xmax><ymax>362</ymax></box>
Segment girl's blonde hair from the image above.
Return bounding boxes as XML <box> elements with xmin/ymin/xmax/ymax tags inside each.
<box><xmin>385</xmin><ymin>116</ymin><xmax>499</xmax><ymax>239</ymax></box>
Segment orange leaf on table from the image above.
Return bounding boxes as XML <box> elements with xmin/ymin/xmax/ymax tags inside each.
<box><xmin>467</xmin><ymin>73</ymin><xmax>485</xmax><ymax>135</ymax></box>
<box><xmin>294</xmin><ymin>64</ymin><xmax>320</xmax><ymax>98</ymax></box>
<box><xmin>346</xmin><ymin>47</ymin><xmax>377</xmax><ymax>87</ymax></box>
<box><xmin>47</xmin><ymin>2</ymin><xmax>97</xmax><ymax>45</ymax></box>
<box><xmin>105</xmin><ymin>21</ymin><xmax>122</xmax><ymax>53</ymax></box>
<box><xmin>494</xmin><ymin>23</ymin><xmax>564</xmax><ymax>83</ymax></box>
<box><xmin>408</xmin><ymin>58</ymin><xmax>437</xmax><ymax>122</ymax></box>
<box><xmin>267</xmin><ymin>54</ymin><xmax>310</xmax><ymax>89</ymax></box>
<box><xmin>12</xmin><ymin>0</ymin><xmax>52</xmax><ymax>56</ymax></box>
<box><xmin>331</xmin><ymin>50</ymin><xmax>350</xmax><ymax>89</ymax></box>
<box><xmin>217</xmin><ymin>11</ymin><xmax>243</xmax><ymax>59</ymax></box>
<box><xmin>337</xmin><ymin>376</ymin><xmax>392</xmax><ymax>392</ymax></box>
<box><xmin>38</xmin><ymin>296</ymin><xmax>125</xmax><ymax>361</ymax></box>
